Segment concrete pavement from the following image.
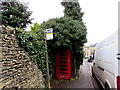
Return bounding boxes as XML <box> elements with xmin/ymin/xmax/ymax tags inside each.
<box><xmin>57</xmin><ymin>59</ymin><xmax>94</xmax><ymax>88</ymax></box>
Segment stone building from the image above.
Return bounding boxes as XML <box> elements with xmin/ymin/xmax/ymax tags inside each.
<box><xmin>83</xmin><ymin>45</ymin><xmax>96</xmax><ymax>59</ymax></box>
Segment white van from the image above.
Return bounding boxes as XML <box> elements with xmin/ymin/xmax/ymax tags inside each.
<box><xmin>92</xmin><ymin>31</ymin><xmax>120</xmax><ymax>89</ymax></box>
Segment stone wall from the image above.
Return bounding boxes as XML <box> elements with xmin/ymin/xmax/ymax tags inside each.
<box><xmin>0</xmin><ymin>25</ymin><xmax>45</xmax><ymax>88</ymax></box>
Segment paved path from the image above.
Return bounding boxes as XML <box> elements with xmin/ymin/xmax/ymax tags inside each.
<box><xmin>58</xmin><ymin>59</ymin><xmax>93</xmax><ymax>88</ymax></box>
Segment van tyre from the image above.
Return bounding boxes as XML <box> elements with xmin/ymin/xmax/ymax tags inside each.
<box><xmin>105</xmin><ymin>84</ymin><xmax>110</xmax><ymax>90</ymax></box>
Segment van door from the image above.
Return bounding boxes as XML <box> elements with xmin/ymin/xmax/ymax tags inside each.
<box><xmin>92</xmin><ymin>50</ymin><xmax>101</xmax><ymax>78</ymax></box>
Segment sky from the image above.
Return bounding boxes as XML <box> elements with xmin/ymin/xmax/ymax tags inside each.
<box><xmin>21</xmin><ymin>0</ymin><xmax>119</xmax><ymax>45</ymax></box>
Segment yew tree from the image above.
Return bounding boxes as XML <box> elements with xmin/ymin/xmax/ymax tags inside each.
<box><xmin>1</xmin><ymin>0</ymin><xmax>33</xmax><ymax>28</ymax></box>
<box><xmin>41</xmin><ymin>17</ymin><xmax>87</xmax><ymax>76</ymax></box>
<box><xmin>61</xmin><ymin>0</ymin><xmax>84</xmax><ymax>21</ymax></box>
<box><xmin>61</xmin><ymin>0</ymin><xmax>87</xmax><ymax>76</ymax></box>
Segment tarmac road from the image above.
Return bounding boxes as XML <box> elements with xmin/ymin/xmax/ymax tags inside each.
<box><xmin>57</xmin><ymin>59</ymin><xmax>103</xmax><ymax>89</ymax></box>
<box><xmin>87</xmin><ymin>59</ymin><xmax>103</xmax><ymax>89</ymax></box>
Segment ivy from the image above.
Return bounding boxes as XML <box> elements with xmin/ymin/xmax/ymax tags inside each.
<box><xmin>16</xmin><ymin>27</ymin><xmax>47</xmax><ymax>77</ymax></box>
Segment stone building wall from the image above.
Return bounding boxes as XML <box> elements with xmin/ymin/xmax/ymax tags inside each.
<box><xmin>0</xmin><ymin>25</ymin><xmax>45</xmax><ymax>88</ymax></box>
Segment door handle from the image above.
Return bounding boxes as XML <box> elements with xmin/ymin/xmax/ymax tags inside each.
<box><xmin>117</xmin><ymin>53</ymin><xmax>120</xmax><ymax>60</ymax></box>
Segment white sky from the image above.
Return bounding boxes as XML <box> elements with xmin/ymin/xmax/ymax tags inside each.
<box><xmin>21</xmin><ymin>0</ymin><xmax>119</xmax><ymax>45</ymax></box>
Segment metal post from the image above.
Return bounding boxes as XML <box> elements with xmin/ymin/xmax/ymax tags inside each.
<box><xmin>45</xmin><ymin>33</ymin><xmax>51</xmax><ymax>88</ymax></box>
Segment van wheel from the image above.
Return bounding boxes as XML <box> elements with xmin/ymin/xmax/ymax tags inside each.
<box><xmin>105</xmin><ymin>83</ymin><xmax>110</xmax><ymax>90</ymax></box>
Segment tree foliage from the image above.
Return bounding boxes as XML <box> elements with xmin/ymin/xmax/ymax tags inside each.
<box><xmin>61</xmin><ymin>1</ymin><xmax>84</xmax><ymax>21</ymax></box>
<box><xmin>1</xmin><ymin>0</ymin><xmax>33</xmax><ymax>28</ymax></box>
<box><xmin>41</xmin><ymin>16</ymin><xmax>87</xmax><ymax>76</ymax></box>
<box><xmin>41</xmin><ymin>17</ymin><xmax>87</xmax><ymax>49</ymax></box>
<box><xmin>61</xmin><ymin>1</ymin><xmax>87</xmax><ymax>76</ymax></box>
<box><xmin>30</xmin><ymin>22</ymin><xmax>41</xmax><ymax>33</ymax></box>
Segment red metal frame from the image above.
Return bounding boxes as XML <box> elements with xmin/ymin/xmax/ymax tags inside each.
<box><xmin>56</xmin><ymin>49</ymin><xmax>71</xmax><ymax>79</ymax></box>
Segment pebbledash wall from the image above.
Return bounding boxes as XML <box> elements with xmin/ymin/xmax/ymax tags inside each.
<box><xmin>0</xmin><ymin>25</ymin><xmax>45</xmax><ymax>88</ymax></box>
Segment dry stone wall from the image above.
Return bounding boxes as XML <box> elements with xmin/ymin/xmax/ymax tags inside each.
<box><xmin>0</xmin><ymin>25</ymin><xmax>45</xmax><ymax>88</ymax></box>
